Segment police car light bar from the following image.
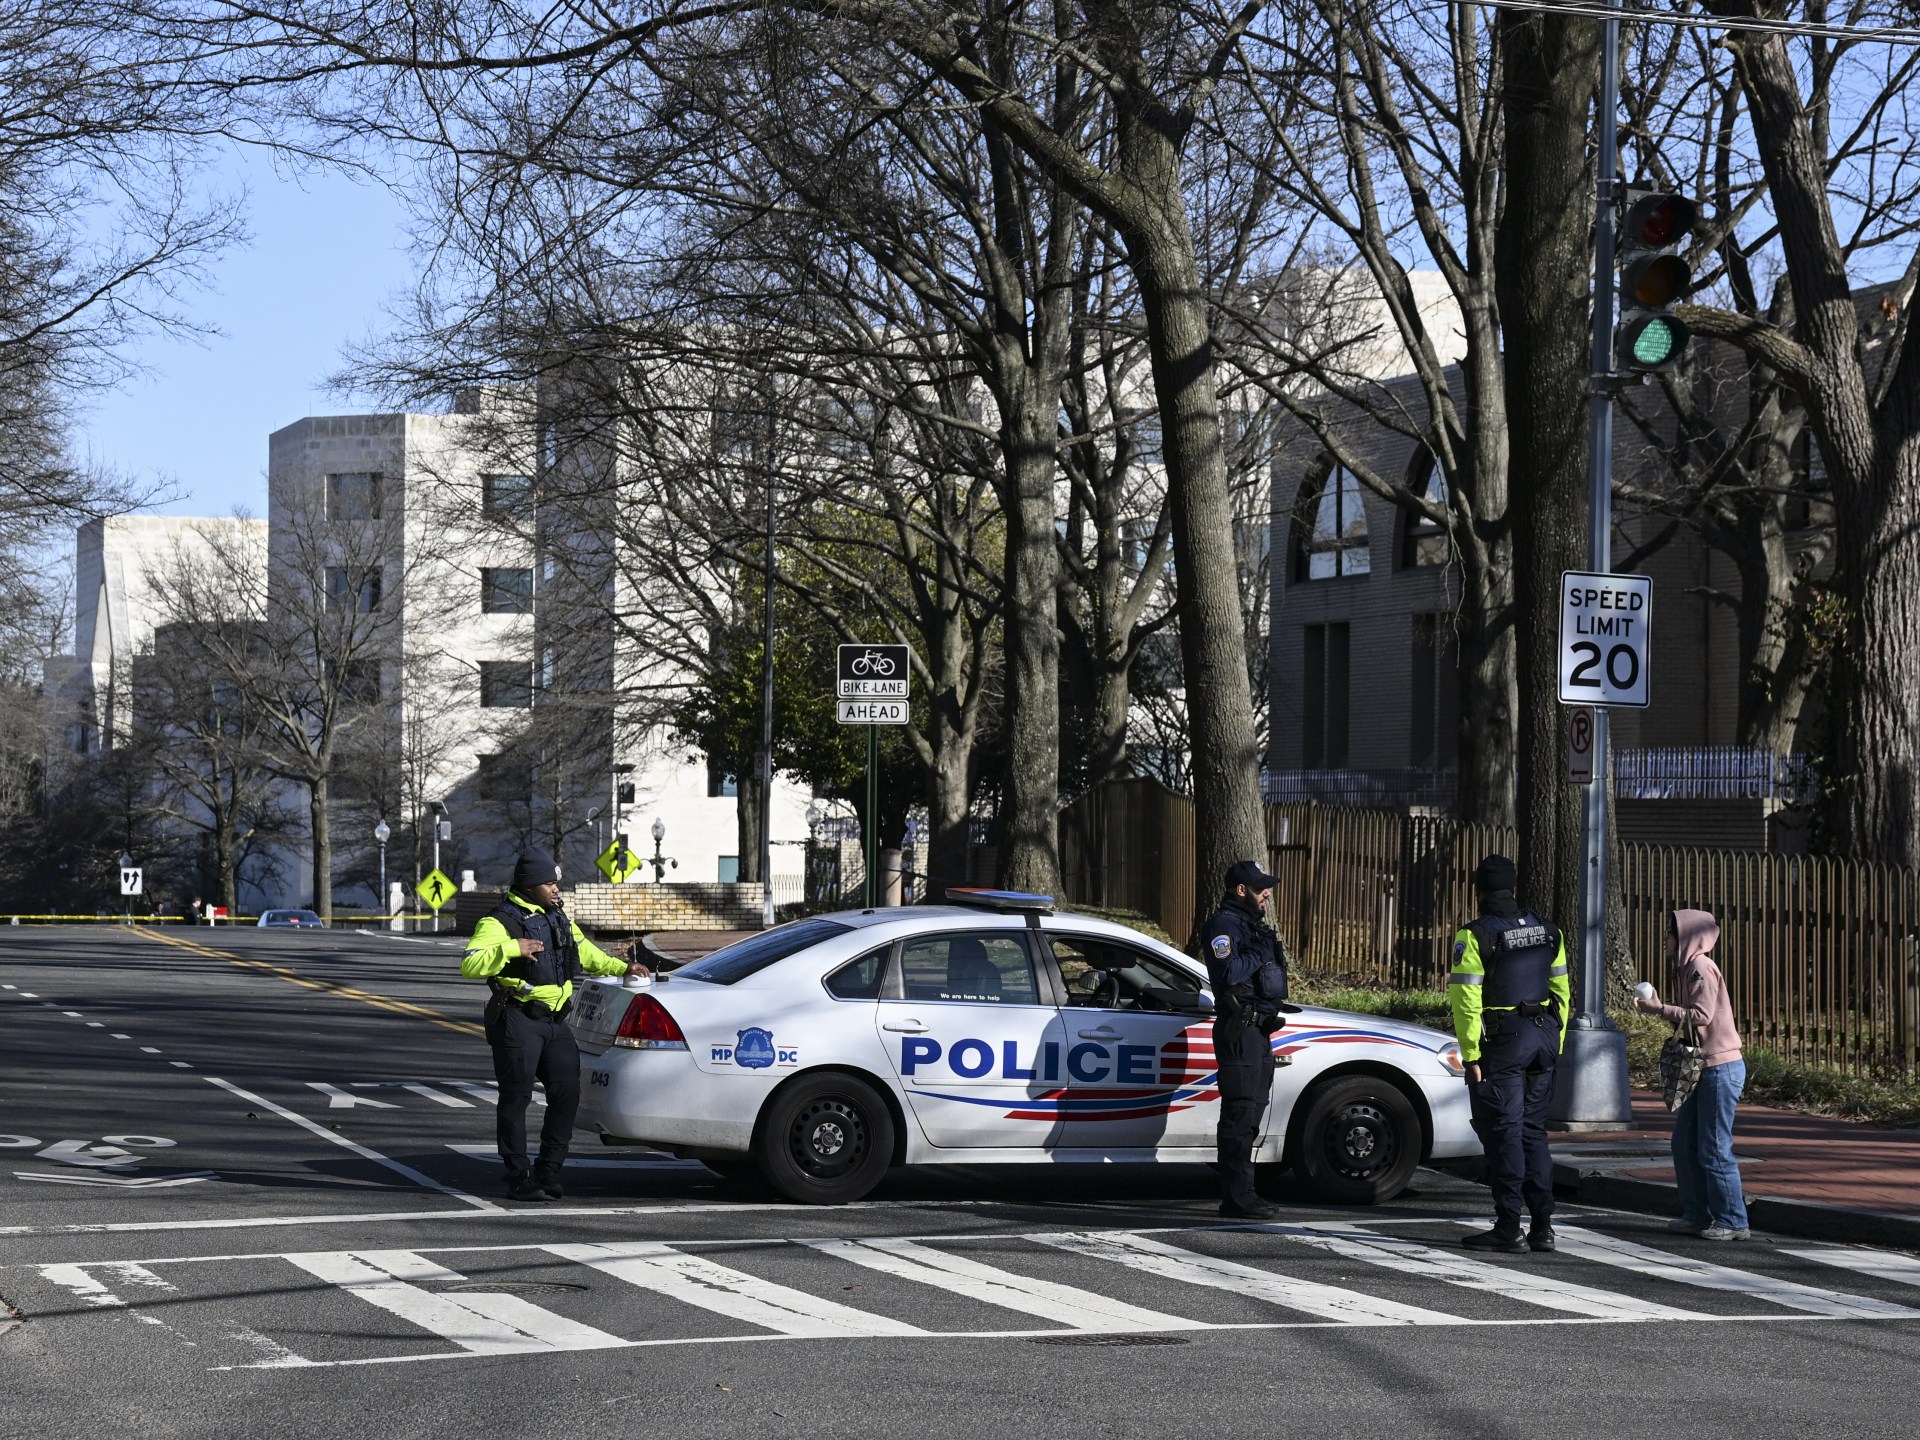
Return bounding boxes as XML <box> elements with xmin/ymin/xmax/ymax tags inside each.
<box><xmin>944</xmin><ymin>888</ymin><xmax>1055</xmax><ymax>915</ymax></box>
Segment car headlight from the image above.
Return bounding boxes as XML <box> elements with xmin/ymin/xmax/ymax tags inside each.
<box><xmin>1436</xmin><ymin>1042</ymin><xmax>1466</xmax><ymax>1077</ymax></box>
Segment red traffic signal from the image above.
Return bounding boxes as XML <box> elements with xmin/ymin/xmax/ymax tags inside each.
<box><xmin>1623</xmin><ymin>193</ymin><xmax>1697</xmax><ymax>248</ymax></box>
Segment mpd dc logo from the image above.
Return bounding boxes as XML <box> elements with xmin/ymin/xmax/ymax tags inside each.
<box><xmin>711</xmin><ymin>1028</ymin><xmax>799</xmax><ymax>1068</ymax></box>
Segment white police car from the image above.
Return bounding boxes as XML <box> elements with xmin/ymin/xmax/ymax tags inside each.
<box><xmin>568</xmin><ymin>891</ymin><xmax>1476</xmax><ymax>1204</ymax></box>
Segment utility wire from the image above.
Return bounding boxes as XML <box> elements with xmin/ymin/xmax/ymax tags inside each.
<box><xmin>1446</xmin><ymin>0</ymin><xmax>1920</xmax><ymax>47</ymax></box>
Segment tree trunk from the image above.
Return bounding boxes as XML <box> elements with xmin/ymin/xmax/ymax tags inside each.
<box><xmin>923</xmin><ymin>735</ymin><xmax>972</xmax><ymax>902</ymax></box>
<box><xmin>736</xmin><ymin>766</ymin><xmax>766</xmax><ymax>884</ymax></box>
<box><xmin>1453</xmin><ymin>560</ymin><xmax>1518</xmax><ymax>827</ymax></box>
<box><xmin>997</xmin><ymin>397</ymin><xmax>1063</xmax><ymax>895</ymax></box>
<box><xmin>216</xmin><ymin>802</ymin><xmax>239</xmax><ymax>914</ymax></box>
<box><xmin>1130</xmin><ymin>217</ymin><xmax>1267</xmax><ymax>923</ymax></box>
<box><xmin>1497</xmin><ymin>8</ymin><xmax>1600</xmax><ymax>942</ymax></box>
<box><xmin>308</xmin><ymin>781</ymin><xmax>332</xmax><ymax>918</ymax></box>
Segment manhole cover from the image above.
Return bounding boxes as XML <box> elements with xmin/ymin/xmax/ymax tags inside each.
<box><xmin>1029</xmin><ymin>1333</ymin><xmax>1190</xmax><ymax>1347</ymax></box>
<box><xmin>442</xmin><ymin>1281</ymin><xmax>590</xmax><ymax>1295</ymax></box>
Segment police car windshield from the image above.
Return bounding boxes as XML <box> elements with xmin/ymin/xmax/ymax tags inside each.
<box><xmin>670</xmin><ymin>919</ymin><xmax>855</xmax><ymax>985</ymax></box>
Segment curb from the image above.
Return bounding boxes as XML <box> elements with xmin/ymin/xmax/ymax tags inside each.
<box><xmin>1555</xmin><ymin>1164</ymin><xmax>1920</xmax><ymax>1250</ymax></box>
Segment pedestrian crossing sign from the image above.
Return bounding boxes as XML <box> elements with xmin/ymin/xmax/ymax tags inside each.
<box><xmin>416</xmin><ymin>869</ymin><xmax>456</xmax><ymax>911</ymax></box>
<box><xmin>596</xmin><ymin>841</ymin><xmax>638</xmax><ymax>884</ymax></box>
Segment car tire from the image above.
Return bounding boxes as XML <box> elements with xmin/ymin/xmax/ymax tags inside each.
<box><xmin>754</xmin><ymin>1072</ymin><xmax>894</xmax><ymax>1204</ymax></box>
<box><xmin>1291</xmin><ymin>1074</ymin><xmax>1422</xmax><ymax>1204</ymax></box>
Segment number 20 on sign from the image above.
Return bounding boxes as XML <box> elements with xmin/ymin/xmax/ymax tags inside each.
<box><xmin>1559</xmin><ymin>570</ymin><xmax>1653</xmax><ymax>708</ymax></box>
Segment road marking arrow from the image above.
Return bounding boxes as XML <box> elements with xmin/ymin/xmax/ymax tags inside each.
<box><xmin>35</xmin><ymin>1140</ymin><xmax>139</xmax><ymax>1170</ymax></box>
<box><xmin>13</xmin><ymin>1171</ymin><xmax>214</xmax><ymax>1188</ymax></box>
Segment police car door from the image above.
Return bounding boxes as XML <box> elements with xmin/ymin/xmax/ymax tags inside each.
<box><xmin>875</xmin><ymin>929</ymin><xmax>1072</xmax><ymax>1149</ymax></box>
<box><xmin>1046</xmin><ymin>933</ymin><xmax>1219</xmax><ymax>1150</ymax></box>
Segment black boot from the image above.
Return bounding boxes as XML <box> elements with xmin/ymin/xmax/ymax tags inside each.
<box><xmin>535</xmin><ymin>1170</ymin><xmax>565</xmax><ymax>1200</ymax></box>
<box><xmin>1527</xmin><ymin>1221</ymin><xmax>1556</xmax><ymax>1253</ymax></box>
<box><xmin>1219</xmin><ymin>1196</ymin><xmax>1281</xmax><ymax>1220</ymax></box>
<box><xmin>508</xmin><ymin>1174</ymin><xmax>556</xmax><ymax>1202</ymax></box>
<box><xmin>1462</xmin><ymin>1225</ymin><xmax>1527</xmax><ymax>1254</ymax></box>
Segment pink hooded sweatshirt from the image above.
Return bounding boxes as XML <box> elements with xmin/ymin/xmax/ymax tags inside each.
<box><xmin>1656</xmin><ymin>908</ymin><xmax>1743</xmax><ymax>1068</ymax></box>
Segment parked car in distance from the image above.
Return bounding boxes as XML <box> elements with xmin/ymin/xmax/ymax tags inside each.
<box><xmin>257</xmin><ymin>909</ymin><xmax>326</xmax><ymax>928</ymax></box>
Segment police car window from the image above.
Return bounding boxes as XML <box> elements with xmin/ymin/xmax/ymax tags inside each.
<box><xmin>1051</xmin><ymin>936</ymin><xmax>1202</xmax><ymax>1012</ymax></box>
<box><xmin>897</xmin><ymin>933</ymin><xmax>1040</xmax><ymax>1005</ymax></box>
<box><xmin>824</xmin><ymin>948</ymin><xmax>888</xmax><ymax>1001</ymax></box>
<box><xmin>672</xmin><ymin>919</ymin><xmax>855</xmax><ymax>985</ymax></box>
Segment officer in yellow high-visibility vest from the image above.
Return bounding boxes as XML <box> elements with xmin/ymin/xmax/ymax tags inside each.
<box><xmin>1448</xmin><ymin>854</ymin><xmax>1571</xmax><ymax>1255</ymax></box>
<box><xmin>462</xmin><ymin>850</ymin><xmax>648</xmax><ymax>1202</ymax></box>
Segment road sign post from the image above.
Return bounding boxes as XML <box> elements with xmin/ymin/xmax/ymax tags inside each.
<box><xmin>837</xmin><ymin>645</ymin><xmax>912</xmax><ymax>909</ymax></box>
<box><xmin>1556</xmin><ymin>0</ymin><xmax>1635</xmax><ymax>1132</ymax></box>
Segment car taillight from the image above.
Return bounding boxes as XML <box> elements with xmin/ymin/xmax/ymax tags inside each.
<box><xmin>612</xmin><ymin>994</ymin><xmax>689</xmax><ymax>1050</ymax></box>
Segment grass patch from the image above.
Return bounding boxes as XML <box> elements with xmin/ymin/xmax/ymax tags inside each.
<box><xmin>1059</xmin><ymin>905</ymin><xmax>1174</xmax><ymax>946</ymax></box>
<box><xmin>1290</xmin><ymin>975</ymin><xmax>1452</xmax><ymax>1029</ymax></box>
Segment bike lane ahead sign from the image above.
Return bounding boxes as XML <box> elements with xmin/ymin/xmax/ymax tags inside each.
<box><xmin>838</xmin><ymin>645</ymin><xmax>910</xmax><ymax>697</ymax></box>
<box><xmin>1559</xmin><ymin>571</ymin><xmax>1652</xmax><ymax>708</ymax></box>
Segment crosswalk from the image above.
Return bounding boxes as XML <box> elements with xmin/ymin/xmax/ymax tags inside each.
<box><xmin>21</xmin><ymin>1220</ymin><xmax>1920</xmax><ymax>1371</ymax></box>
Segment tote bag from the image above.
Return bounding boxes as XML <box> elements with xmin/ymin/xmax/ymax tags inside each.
<box><xmin>1659</xmin><ymin>1018</ymin><xmax>1706</xmax><ymax>1112</ymax></box>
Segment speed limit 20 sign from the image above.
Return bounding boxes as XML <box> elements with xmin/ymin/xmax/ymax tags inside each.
<box><xmin>1559</xmin><ymin>571</ymin><xmax>1652</xmax><ymax>708</ymax></box>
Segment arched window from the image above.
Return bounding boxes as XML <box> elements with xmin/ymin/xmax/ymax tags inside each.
<box><xmin>1402</xmin><ymin>454</ymin><xmax>1451</xmax><ymax>568</ymax></box>
<box><xmin>1292</xmin><ymin>465</ymin><xmax>1371</xmax><ymax>581</ymax></box>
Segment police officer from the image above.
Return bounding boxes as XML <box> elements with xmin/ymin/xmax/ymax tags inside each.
<box><xmin>1449</xmin><ymin>854</ymin><xmax>1571</xmax><ymax>1253</ymax></box>
<box><xmin>462</xmin><ymin>850</ymin><xmax>648</xmax><ymax>1201</ymax></box>
<box><xmin>1199</xmin><ymin>859</ymin><xmax>1291</xmax><ymax>1219</ymax></box>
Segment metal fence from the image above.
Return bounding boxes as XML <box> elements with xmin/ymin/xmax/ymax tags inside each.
<box><xmin>1058</xmin><ymin>780</ymin><xmax>1920</xmax><ymax>1078</ymax></box>
<box><xmin>1611</xmin><ymin>747</ymin><xmax>1814</xmax><ymax>801</ymax></box>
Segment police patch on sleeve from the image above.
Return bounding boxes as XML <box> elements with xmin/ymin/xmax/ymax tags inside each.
<box><xmin>1210</xmin><ymin>934</ymin><xmax>1234</xmax><ymax>959</ymax></box>
<box><xmin>1453</xmin><ymin>939</ymin><xmax>1466</xmax><ymax>960</ymax></box>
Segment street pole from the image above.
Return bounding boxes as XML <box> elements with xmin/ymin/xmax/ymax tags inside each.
<box><xmin>864</xmin><ymin>724</ymin><xmax>877</xmax><ymax>909</ymax></box>
<box><xmin>759</xmin><ymin>389</ymin><xmax>777</xmax><ymax>929</ymax></box>
<box><xmin>1555</xmin><ymin>0</ymin><xmax>1634</xmax><ymax>1129</ymax></box>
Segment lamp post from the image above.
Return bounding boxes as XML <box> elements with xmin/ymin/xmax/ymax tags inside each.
<box><xmin>587</xmin><ymin>806</ymin><xmax>602</xmax><ymax>859</ymax></box>
<box><xmin>429</xmin><ymin>802</ymin><xmax>449</xmax><ymax>933</ymax></box>
<box><xmin>648</xmin><ymin>817</ymin><xmax>675</xmax><ymax>883</ymax></box>
<box><xmin>902</xmin><ymin>817</ymin><xmax>921</xmax><ymax>905</ymax></box>
<box><xmin>374</xmin><ymin>819</ymin><xmax>391</xmax><ymax>918</ymax></box>
<box><xmin>805</xmin><ymin>803</ymin><xmax>822</xmax><ymax>911</ymax></box>
<box><xmin>118</xmin><ymin>850</ymin><xmax>133</xmax><ymax>924</ymax></box>
<box><xmin>612</xmin><ymin>763</ymin><xmax>635</xmax><ymax>838</ymax></box>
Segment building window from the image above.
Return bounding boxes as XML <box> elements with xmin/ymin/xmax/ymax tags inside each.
<box><xmin>325</xmin><ymin>566</ymin><xmax>382</xmax><ymax>613</ymax></box>
<box><xmin>717</xmin><ymin>855</ymin><xmax>741</xmax><ymax>883</ymax></box>
<box><xmin>481</xmin><ymin>567</ymin><xmax>534</xmax><ymax>614</ymax></box>
<box><xmin>707</xmin><ymin>757</ymin><xmax>738</xmax><ymax>798</ymax></box>
<box><xmin>327</xmin><ymin>472</ymin><xmax>382</xmax><ymax>521</ymax></box>
<box><xmin>478</xmin><ymin>751</ymin><xmax>533</xmax><ymax>802</ymax></box>
<box><xmin>711</xmin><ymin>391</ymin><xmax>762</xmax><ymax>457</ymax></box>
<box><xmin>1403</xmin><ymin>456</ymin><xmax>1451</xmax><ymax>568</ymax></box>
<box><xmin>328</xmin><ymin>658</ymin><xmax>381</xmax><ymax>704</ymax></box>
<box><xmin>479</xmin><ymin>660</ymin><xmax>532</xmax><ymax>709</ymax></box>
<box><xmin>1292</xmin><ymin>465</ymin><xmax>1371</xmax><ymax>581</ymax></box>
<box><xmin>482</xmin><ymin>474</ymin><xmax>534</xmax><ymax>515</ymax></box>
<box><xmin>1302</xmin><ymin>621</ymin><xmax>1350</xmax><ymax>767</ymax></box>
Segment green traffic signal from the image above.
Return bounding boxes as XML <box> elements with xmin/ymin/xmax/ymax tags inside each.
<box><xmin>1617</xmin><ymin>188</ymin><xmax>1697</xmax><ymax>374</ymax></box>
<box><xmin>1625</xmin><ymin>314</ymin><xmax>1689</xmax><ymax>367</ymax></box>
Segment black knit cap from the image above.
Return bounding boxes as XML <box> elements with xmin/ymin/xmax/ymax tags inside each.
<box><xmin>512</xmin><ymin>849</ymin><xmax>560</xmax><ymax>894</ymax></box>
<box><xmin>1472</xmin><ymin>853</ymin><xmax>1517</xmax><ymax>893</ymax></box>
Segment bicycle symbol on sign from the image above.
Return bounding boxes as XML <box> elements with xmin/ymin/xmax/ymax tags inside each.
<box><xmin>850</xmin><ymin>649</ymin><xmax>896</xmax><ymax>677</ymax></box>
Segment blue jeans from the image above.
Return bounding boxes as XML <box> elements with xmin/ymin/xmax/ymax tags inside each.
<box><xmin>1672</xmin><ymin>1058</ymin><xmax>1748</xmax><ymax>1229</ymax></box>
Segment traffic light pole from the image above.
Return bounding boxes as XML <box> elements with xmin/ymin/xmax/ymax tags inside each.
<box><xmin>1555</xmin><ymin>0</ymin><xmax>1635</xmax><ymax>1129</ymax></box>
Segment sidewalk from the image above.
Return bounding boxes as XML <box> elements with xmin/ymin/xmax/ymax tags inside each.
<box><xmin>1551</xmin><ymin>1090</ymin><xmax>1920</xmax><ymax>1245</ymax></box>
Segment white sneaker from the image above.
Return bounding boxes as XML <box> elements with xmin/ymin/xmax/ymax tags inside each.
<box><xmin>1667</xmin><ymin>1217</ymin><xmax>1708</xmax><ymax>1233</ymax></box>
<box><xmin>1700</xmin><ymin>1225</ymin><xmax>1751</xmax><ymax>1241</ymax></box>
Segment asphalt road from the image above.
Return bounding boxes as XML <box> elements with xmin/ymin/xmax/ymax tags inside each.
<box><xmin>3</xmin><ymin>924</ymin><xmax>1918</xmax><ymax>1440</ymax></box>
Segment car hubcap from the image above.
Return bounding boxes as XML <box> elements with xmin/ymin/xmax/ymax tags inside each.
<box><xmin>789</xmin><ymin>1097</ymin><xmax>866</xmax><ymax>1178</ymax></box>
<box><xmin>1325</xmin><ymin>1102</ymin><xmax>1396</xmax><ymax>1177</ymax></box>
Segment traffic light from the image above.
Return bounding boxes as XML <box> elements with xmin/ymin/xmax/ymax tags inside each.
<box><xmin>1616</xmin><ymin>189</ymin><xmax>1697</xmax><ymax>373</ymax></box>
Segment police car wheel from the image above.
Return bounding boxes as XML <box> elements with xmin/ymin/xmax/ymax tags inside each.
<box><xmin>1293</xmin><ymin>1076</ymin><xmax>1420</xmax><ymax>1204</ymax></box>
<box><xmin>755</xmin><ymin>1073</ymin><xmax>894</xmax><ymax>1204</ymax></box>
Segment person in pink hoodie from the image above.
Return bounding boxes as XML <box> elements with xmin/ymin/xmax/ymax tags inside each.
<box><xmin>1634</xmin><ymin>908</ymin><xmax>1749</xmax><ymax>1240</ymax></box>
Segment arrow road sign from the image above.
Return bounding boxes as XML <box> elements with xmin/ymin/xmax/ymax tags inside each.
<box><xmin>416</xmin><ymin>869</ymin><xmax>455</xmax><ymax>911</ymax></box>
<box><xmin>120</xmin><ymin>868</ymin><xmax>142</xmax><ymax>897</ymax></box>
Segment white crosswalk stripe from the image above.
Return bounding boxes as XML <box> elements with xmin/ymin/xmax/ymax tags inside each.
<box><xmin>1255</xmin><ymin>1223</ymin><xmax>1707</xmax><ymax>1320</ymax></box>
<box><xmin>1782</xmin><ymin>1247</ymin><xmax>1920</xmax><ymax>1289</ymax></box>
<box><xmin>30</xmin><ymin>1221</ymin><xmax>1920</xmax><ymax>1372</ymax></box>
<box><xmin>1543</xmin><ymin>1225</ymin><xmax>1920</xmax><ymax>1319</ymax></box>
<box><xmin>279</xmin><ymin>1250</ymin><xmax>627</xmax><ymax>1354</ymax></box>
<box><xmin>546</xmin><ymin>1241</ymin><xmax>926</xmax><ymax>1338</ymax></box>
<box><xmin>1027</xmin><ymin>1230</ymin><xmax>1464</xmax><ymax>1326</ymax></box>
<box><xmin>799</xmin><ymin>1236</ymin><xmax>1205</xmax><ymax>1331</ymax></box>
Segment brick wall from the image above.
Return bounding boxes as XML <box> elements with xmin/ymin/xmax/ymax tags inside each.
<box><xmin>563</xmin><ymin>882</ymin><xmax>767</xmax><ymax>933</ymax></box>
<box><xmin>453</xmin><ymin>883</ymin><xmax>768</xmax><ymax>935</ymax></box>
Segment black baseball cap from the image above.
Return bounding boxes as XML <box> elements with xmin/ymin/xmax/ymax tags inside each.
<box><xmin>1225</xmin><ymin>859</ymin><xmax>1280</xmax><ymax>893</ymax></box>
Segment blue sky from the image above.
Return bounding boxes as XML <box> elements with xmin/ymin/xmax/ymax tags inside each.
<box><xmin>76</xmin><ymin>146</ymin><xmax>419</xmax><ymax>518</ymax></box>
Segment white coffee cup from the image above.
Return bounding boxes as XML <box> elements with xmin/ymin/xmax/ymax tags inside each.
<box><xmin>1634</xmin><ymin>981</ymin><xmax>1656</xmax><ymax>1002</ymax></box>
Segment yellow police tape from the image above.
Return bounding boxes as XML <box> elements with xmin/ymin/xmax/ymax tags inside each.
<box><xmin>130</xmin><ymin>925</ymin><xmax>484</xmax><ymax>1037</ymax></box>
<box><xmin>2</xmin><ymin>913</ymin><xmax>440</xmax><ymax>923</ymax></box>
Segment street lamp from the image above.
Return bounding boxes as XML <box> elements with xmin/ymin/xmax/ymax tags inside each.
<box><xmin>428</xmin><ymin>802</ymin><xmax>449</xmax><ymax>933</ymax></box>
<box><xmin>118</xmin><ymin>851</ymin><xmax>134</xmax><ymax>924</ymax></box>
<box><xmin>648</xmin><ymin>817</ymin><xmax>676</xmax><ymax>883</ymax></box>
<box><xmin>587</xmin><ymin>806</ymin><xmax>602</xmax><ymax>857</ymax></box>
<box><xmin>374</xmin><ymin>819</ymin><xmax>391</xmax><ymax>917</ymax></box>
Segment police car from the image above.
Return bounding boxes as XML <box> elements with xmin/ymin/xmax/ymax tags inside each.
<box><xmin>567</xmin><ymin>891</ymin><xmax>1476</xmax><ymax>1205</ymax></box>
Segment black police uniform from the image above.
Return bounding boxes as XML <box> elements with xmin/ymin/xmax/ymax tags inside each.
<box><xmin>1199</xmin><ymin>891</ymin><xmax>1290</xmax><ymax>1215</ymax></box>
<box><xmin>1449</xmin><ymin>889</ymin><xmax>1570</xmax><ymax>1247</ymax></box>
<box><xmin>482</xmin><ymin>899</ymin><xmax>590</xmax><ymax>1188</ymax></box>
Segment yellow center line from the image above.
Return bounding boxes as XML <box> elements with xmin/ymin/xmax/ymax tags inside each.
<box><xmin>131</xmin><ymin>926</ymin><xmax>484</xmax><ymax>1037</ymax></box>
